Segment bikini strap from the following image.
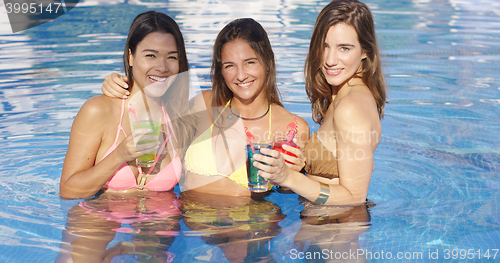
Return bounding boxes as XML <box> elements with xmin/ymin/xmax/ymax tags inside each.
<box><xmin>212</xmin><ymin>100</ymin><xmax>231</xmax><ymax>126</ymax></box>
<box><xmin>139</xmin><ymin>103</ymin><xmax>174</xmax><ymax>187</ymax></box>
<box><xmin>112</xmin><ymin>99</ymin><xmax>128</xmax><ymax>147</ymax></box>
<box><xmin>268</xmin><ymin>104</ymin><xmax>272</xmax><ymax>140</ymax></box>
<box><xmin>119</xmin><ymin>98</ymin><xmax>127</xmax><ymax>136</ymax></box>
<box><xmin>145</xmin><ymin>133</ymin><xmax>170</xmax><ymax>176</ymax></box>
<box><xmin>145</xmin><ymin>103</ymin><xmax>176</xmax><ymax>176</ymax></box>
<box><xmin>213</xmin><ymin>100</ymin><xmax>235</xmax><ymax>172</ymax></box>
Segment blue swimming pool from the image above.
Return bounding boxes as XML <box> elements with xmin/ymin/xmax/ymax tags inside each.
<box><xmin>0</xmin><ymin>0</ymin><xmax>499</xmax><ymax>262</ymax></box>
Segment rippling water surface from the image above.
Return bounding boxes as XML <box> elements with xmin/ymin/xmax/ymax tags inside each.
<box><xmin>0</xmin><ymin>0</ymin><xmax>499</xmax><ymax>262</ymax></box>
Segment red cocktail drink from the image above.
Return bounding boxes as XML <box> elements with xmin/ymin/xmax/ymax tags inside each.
<box><xmin>274</xmin><ymin>139</ymin><xmax>298</xmax><ymax>164</ymax></box>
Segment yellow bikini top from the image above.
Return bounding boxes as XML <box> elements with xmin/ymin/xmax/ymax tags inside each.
<box><xmin>184</xmin><ymin>100</ymin><xmax>272</xmax><ymax>189</ymax></box>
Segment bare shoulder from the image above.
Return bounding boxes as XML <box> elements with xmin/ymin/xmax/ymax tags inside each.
<box><xmin>272</xmin><ymin>104</ymin><xmax>310</xmax><ymax>139</ymax></box>
<box><xmin>272</xmin><ymin>105</ymin><xmax>304</xmax><ymax>122</ymax></box>
<box><xmin>75</xmin><ymin>95</ymin><xmax>116</xmax><ymax>124</ymax></box>
<box><xmin>293</xmin><ymin>115</ymin><xmax>309</xmax><ymax>135</ymax></box>
<box><xmin>334</xmin><ymin>86</ymin><xmax>378</xmax><ymax>129</ymax></box>
<box><xmin>80</xmin><ymin>95</ymin><xmax>114</xmax><ymax>113</ymax></box>
<box><xmin>294</xmin><ymin>115</ymin><xmax>310</xmax><ymax>142</ymax></box>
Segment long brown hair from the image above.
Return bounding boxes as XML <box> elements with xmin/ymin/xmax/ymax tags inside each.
<box><xmin>305</xmin><ymin>0</ymin><xmax>386</xmax><ymax>124</ymax></box>
<box><xmin>123</xmin><ymin>11</ymin><xmax>196</xmax><ymax>155</ymax></box>
<box><xmin>210</xmin><ymin>18</ymin><xmax>282</xmax><ymax>107</ymax></box>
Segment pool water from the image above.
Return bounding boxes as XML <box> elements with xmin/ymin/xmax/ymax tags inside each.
<box><xmin>0</xmin><ymin>0</ymin><xmax>499</xmax><ymax>262</ymax></box>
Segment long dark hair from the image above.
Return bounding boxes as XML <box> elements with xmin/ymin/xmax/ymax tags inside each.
<box><xmin>123</xmin><ymin>11</ymin><xmax>195</xmax><ymax>155</ymax></box>
<box><xmin>210</xmin><ymin>18</ymin><xmax>282</xmax><ymax>107</ymax></box>
<box><xmin>305</xmin><ymin>0</ymin><xmax>386</xmax><ymax>124</ymax></box>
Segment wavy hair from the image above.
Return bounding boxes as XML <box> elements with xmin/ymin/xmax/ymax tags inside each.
<box><xmin>305</xmin><ymin>0</ymin><xmax>386</xmax><ymax>124</ymax></box>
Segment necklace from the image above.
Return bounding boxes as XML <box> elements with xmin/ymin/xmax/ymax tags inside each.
<box><xmin>229</xmin><ymin>99</ymin><xmax>270</xmax><ymax>121</ymax></box>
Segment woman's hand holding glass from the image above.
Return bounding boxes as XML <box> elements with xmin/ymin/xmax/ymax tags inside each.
<box><xmin>280</xmin><ymin>138</ymin><xmax>305</xmax><ymax>172</ymax></box>
<box><xmin>114</xmin><ymin>128</ymin><xmax>160</xmax><ymax>164</ymax></box>
<box><xmin>252</xmin><ymin>148</ymin><xmax>291</xmax><ymax>186</ymax></box>
<box><xmin>253</xmin><ymin>139</ymin><xmax>305</xmax><ymax>186</ymax></box>
<box><xmin>102</xmin><ymin>72</ymin><xmax>129</xmax><ymax>98</ymax></box>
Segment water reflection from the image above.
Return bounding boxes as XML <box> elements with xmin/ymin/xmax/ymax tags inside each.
<box><xmin>293</xmin><ymin>199</ymin><xmax>372</xmax><ymax>263</ymax></box>
<box><xmin>56</xmin><ymin>191</ymin><xmax>181</xmax><ymax>262</ymax></box>
<box><xmin>56</xmin><ymin>190</ymin><xmax>287</xmax><ymax>262</ymax></box>
<box><xmin>0</xmin><ymin>0</ymin><xmax>499</xmax><ymax>261</ymax></box>
<box><xmin>180</xmin><ymin>191</ymin><xmax>285</xmax><ymax>262</ymax></box>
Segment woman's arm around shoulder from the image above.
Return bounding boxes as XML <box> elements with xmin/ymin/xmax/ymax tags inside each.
<box><xmin>101</xmin><ymin>72</ymin><xmax>129</xmax><ymax>98</ymax></box>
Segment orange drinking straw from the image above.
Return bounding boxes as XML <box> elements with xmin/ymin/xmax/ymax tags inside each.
<box><xmin>245</xmin><ymin>127</ymin><xmax>255</xmax><ymax>152</ymax></box>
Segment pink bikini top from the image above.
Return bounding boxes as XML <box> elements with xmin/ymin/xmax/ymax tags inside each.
<box><xmin>102</xmin><ymin>99</ymin><xmax>181</xmax><ymax>191</ymax></box>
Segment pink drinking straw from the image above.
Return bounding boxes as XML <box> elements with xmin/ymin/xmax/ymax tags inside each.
<box><xmin>245</xmin><ymin>127</ymin><xmax>255</xmax><ymax>152</ymax></box>
<box><xmin>286</xmin><ymin>118</ymin><xmax>298</xmax><ymax>142</ymax></box>
<box><xmin>128</xmin><ymin>103</ymin><xmax>145</xmax><ymax>186</ymax></box>
<box><xmin>128</xmin><ymin>103</ymin><xmax>140</xmax><ymax>126</ymax></box>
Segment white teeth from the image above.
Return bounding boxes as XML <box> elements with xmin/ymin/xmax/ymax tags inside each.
<box><xmin>237</xmin><ymin>81</ymin><xmax>252</xmax><ymax>87</ymax></box>
<box><xmin>327</xmin><ymin>69</ymin><xmax>341</xmax><ymax>73</ymax></box>
<box><xmin>149</xmin><ymin>76</ymin><xmax>167</xmax><ymax>82</ymax></box>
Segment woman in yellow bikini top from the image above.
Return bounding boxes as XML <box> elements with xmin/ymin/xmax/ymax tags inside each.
<box><xmin>180</xmin><ymin>18</ymin><xmax>309</xmax><ymax>196</ymax></box>
<box><xmin>184</xmin><ymin>99</ymin><xmax>274</xmax><ymax>189</ymax></box>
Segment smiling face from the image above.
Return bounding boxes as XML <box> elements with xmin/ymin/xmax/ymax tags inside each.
<box><xmin>321</xmin><ymin>23</ymin><xmax>367</xmax><ymax>87</ymax></box>
<box><xmin>129</xmin><ymin>32</ymin><xmax>179</xmax><ymax>97</ymax></box>
<box><xmin>221</xmin><ymin>38</ymin><xmax>267</xmax><ymax>103</ymax></box>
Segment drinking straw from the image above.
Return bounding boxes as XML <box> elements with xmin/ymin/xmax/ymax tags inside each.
<box><xmin>286</xmin><ymin>118</ymin><xmax>298</xmax><ymax>142</ymax></box>
<box><xmin>128</xmin><ymin>103</ymin><xmax>140</xmax><ymax>126</ymax></box>
<box><xmin>245</xmin><ymin>127</ymin><xmax>255</xmax><ymax>152</ymax></box>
